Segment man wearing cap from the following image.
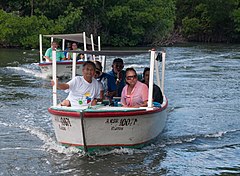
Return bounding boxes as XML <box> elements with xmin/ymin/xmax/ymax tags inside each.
<box><xmin>108</xmin><ymin>58</ymin><xmax>126</xmax><ymax>97</ymax></box>
<box><xmin>94</xmin><ymin>61</ymin><xmax>117</xmax><ymax>104</ymax></box>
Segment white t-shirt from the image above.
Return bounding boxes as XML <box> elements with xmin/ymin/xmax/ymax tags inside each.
<box><xmin>66</xmin><ymin>76</ymin><xmax>101</xmax><ymax>107</ymax></box>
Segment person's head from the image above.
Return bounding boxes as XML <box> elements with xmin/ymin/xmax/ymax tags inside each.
<box><xmin>112</xmin><ymin>58</ymin><xmax>124</xmax><ymax>73</ymax></box>
<box><xmin>72</xmin><ymin>42</ymin><xmax>78</xmax><ymax>50</ymax></box>
<box><xmin>94</xmin><ymin>61</ymin><xmax>103</xmax><ymax>78</ymax></box>
<box><xmin>67</xmin><ymin>42</ymin><xmax>71</xmax><ymax>48</ymax></box>
<box><xmin>125</xmin><ymin>68</ymin><xmax>138</xmax><ymax>86</ymax></box>
<box><xmin>82</xmin><ymin>61</ymin><xmax>96</xmax><ymax>79</ymax></box>
<box><xmin>51</xmin><ymin>41</ymin><xmax>58</xmax><ymax>50</ymax></box>
<box><xmin>143</xmin><ymin>67</ymin><xmax>150</xmax><ymax>85</ymax></box>
<box><xmin>79</xmin><ymin>54</ymin><xmax>84</xmax><ymax>60</ymax></box>
<box><xmin>87</xmin><ymin>45</ymin><xmax>93</xmax><ymax>50</ymax></box>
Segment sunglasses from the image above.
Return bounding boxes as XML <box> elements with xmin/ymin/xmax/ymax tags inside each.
<box><xmin>126</xmin><ymin>75</ymin><xmax>137</xmax><ymax>80</ymax></box>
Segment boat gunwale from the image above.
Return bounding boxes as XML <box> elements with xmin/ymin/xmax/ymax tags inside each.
<box><xmin>48</xmin><ymin>98</ymin><xmax>168</xmax><ymax>118</ymax></box>
<box><xmin>39</xmin><ymin>61</ymin><xmax>85</xmax><ymax>66</ymax></box>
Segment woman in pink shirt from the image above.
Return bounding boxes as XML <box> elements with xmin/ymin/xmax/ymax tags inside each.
<box><xmin>121</xmin><ymin>68</ymin><xmax>149</xmax><ymax>108</ymax></box>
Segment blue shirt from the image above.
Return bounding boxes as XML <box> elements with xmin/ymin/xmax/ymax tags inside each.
<box><xmin>98</xmin><ymin>72</ymin><xmax>117</xmax><ymax>93</ymax></box>
<box><xmin>108</xmin><ymin>70</ymin><xmax>126</xmax><ymax>97</ymax></box>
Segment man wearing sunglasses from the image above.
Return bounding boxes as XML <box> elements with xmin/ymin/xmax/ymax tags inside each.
<box><xmin>108</xmin><ymin>58</ymin><xmax>126</xmax><ymax>97</ymax></box>
<box><xmin>94</xmin><ymin>61</ymin><xmax>117</xmax><ymax>104</ymax></box>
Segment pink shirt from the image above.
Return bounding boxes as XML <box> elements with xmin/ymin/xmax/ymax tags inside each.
<box><xmin>121</xmin><ymin>81</ymin><xmax>149</xmax><ymax>107</ymax></box>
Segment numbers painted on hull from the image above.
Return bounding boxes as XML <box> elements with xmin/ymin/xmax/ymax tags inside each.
<box><xmin>105</xmin><ymin>118</ymin><xmax>138</xmax><ymax>131</ymax></box>
<box><xmin>54</xmin><ymin>116</ymin><xmax>71</xmax><ymax>131</ymax></box>
<box><xmin>119</xmin><ymin>118</ymin><xmax>137</xmax><ymax>126</ymax></box>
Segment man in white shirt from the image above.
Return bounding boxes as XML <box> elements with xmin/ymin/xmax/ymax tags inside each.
<box><xmin>52</xmin><ymin>61</ymin><xmax>101</xmax><ymax>107</ymax></box>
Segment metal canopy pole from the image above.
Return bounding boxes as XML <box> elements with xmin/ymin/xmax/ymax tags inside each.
<box><xmin>161</xmin><ymin>51</ymin><xmax>166</xmax><ymax>95</ymax></box>
<box><xmin>90</xmin><ymin>34</ymin><xmax>95</xmax><ymax>61</ymax></box>
<box><xmin>98</xmin><ymin>36</ymin><xmax>101</xmax><ymax>62</ymax></box>
<box><xmin>39</xmin><ymin>34</ymin><xmax>43</xmax><ymax>63</ymax></box>
<box><xmin>52</xmin><ymin>50</ymin><xmax>57</xmax><ymax>106</ymax></box>
<box><xmin>62</xmin><ymin>39</ymin><xmax>65</xmax><ymax>51</ymax></box>
<box><xmin>147</xmin><ymin>50</ymin><xmax>155</xmax><ymax>108</ymax></box>
<box><xmin>155</xmin><ymin>58</ymin><xmax>161</xmax><ymax>89</ymax></box>
<box><xmin>72</xmin><ymin>53</ymin><xmax>77</xmax><ymax>79</ymax></box>
<box><xmin>83</xmin><ymin>32</ymin><xmax>87</xmax><ymax>61</ymax></box>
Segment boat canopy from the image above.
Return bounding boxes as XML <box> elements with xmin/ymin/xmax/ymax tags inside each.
<box><xmin>65</xmin><ymin>50</ymin><xmax>149</xmax><ymax>56</ymax></box>
<box><xmin>43</xmin><ymin>33</ymin><xmax>92</xmax><ymax>45</ymax></box>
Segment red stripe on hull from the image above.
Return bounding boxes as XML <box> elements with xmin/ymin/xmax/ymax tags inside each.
<box><xmin>48</xmin><ymin>99</ymin><xmax>168</xmax><ymax>118</ymax></box>
<box><xmin>48</xmin><ymin>109</ymin><xmax>81</xmax><ymax>117</ymax></box>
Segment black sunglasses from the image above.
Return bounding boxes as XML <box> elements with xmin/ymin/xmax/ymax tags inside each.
<box><xmin>126</xmin><ymin>75</ymin><xmax>137</xmax><ymax>80</ymax></box>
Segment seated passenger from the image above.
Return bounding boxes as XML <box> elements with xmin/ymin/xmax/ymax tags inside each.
<box><xmin>51</xmin><ymin>61</ymin><xmax>101</xmax><ymax>107</ymax></box>
<box><xmin>142</xmin><ymin>67</ymin><xmax>163</xmax><ymax>104</ymax></box>
<box><xmin>44</xmin><ymin>41</ymin><xmax>66</xmax><ymax>62</ymax></box>
<box><xmin>108</xmin><ymin>58</ymin><xmax>126</xmax><ymax>97</ymax></box>
<box><xmin>64</xmin><ymin>42</ymin><xmax>71</xmax><ymax>58</ymax></box>
<box><xmin>121</xmin><ymin>68</ymin><xmax>148</xmax><ymax>108</ymax></box>
<box><xmin>67</xmin><ymin>42</ymin><xmax>83</xmax><ymax>60</ymax></box>
<box><xmin>94</xmin><ymin>61</ymin><xmax>117</xmax><ymax>104</ymax></box>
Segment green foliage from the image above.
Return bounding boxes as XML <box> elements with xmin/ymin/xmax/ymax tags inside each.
<box><xmin>57</xmin><ymin>3</ymin><xmax>83</xmax><ymax>33</ymax></box>
<box><xmin>0</xmin><ymin>10</ymin><xmax>64</xmax><ymax>48</ymax></box>
<box><xmin>105</xmin><ymin>0</ymin><xmax>175</xmax><ymax>46</ymax></box>
<box><xmin>232</xmin><ymin>8</ymin><xmax>240</xmax><ymax>32</ymax></box>
<box><xmin>182</xmin><ymin>17</ymin><xmax>201</xmax><ymax>37</ymax></box>
<box><xmin>179</xmin><ymin>0</ymin><xmax>240</xmax><ymax>42</ymax></box>
<box><xmin>1</xmin><ymin>0</ymin><xmax>240</xmax><ymax>47</ymax></box>
<box><xmin>0</xmin><ymin>0</ymin><xmax>176</xmax><ymax>47</ymax></box>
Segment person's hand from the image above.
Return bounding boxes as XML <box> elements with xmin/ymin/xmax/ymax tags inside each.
<box><xmin>51</xmin><ymin>79</ymin><xmax>58</xmax><ymax>87</ymax></box>
<box><xmin>116</xmin><ymin>71</ymin><xmax>122</xmax><ymax>84</ymax></box>
<box><xmin>106</xmin><ymin>91</ymin><xmax>113</xmax><ymax>97</ymax></box>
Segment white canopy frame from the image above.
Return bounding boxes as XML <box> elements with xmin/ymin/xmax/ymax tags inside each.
<box><xmin>39</xmin><ymin>32</ymin><xmax>93</xmax><ymax>63</ymax></box>
<box><xmin>51</xmin><ymin>49</ymin><xmax>166</xmax><ymax>108</ymax></box>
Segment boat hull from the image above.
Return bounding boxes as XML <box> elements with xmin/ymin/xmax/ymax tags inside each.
<box><xmin>48</xmin><ymin>99</ymin><xmax>168</xmax><ymax>152</ymax></box>
<box><xmin>39</xmin><ymin>61</ymin><xmax>84</xmax><ymax>78</ymax></box>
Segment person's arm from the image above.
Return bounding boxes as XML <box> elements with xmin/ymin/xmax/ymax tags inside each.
<box><xmin>91</xmin><ymin>98</ymin><xmax>98</xmax><ymax>106</ymax></box>
<box><xmin>120</xmin><ymin>87</ymin><xmax>127</xmax><ymax>107</ymax></box>
<box><xmin>67</xmin><ymin>53</ymin><xmax>71</xmax><ymax>60</ymax></box>
<box><xmin>106</xmin><ymin>73</ymin><xmax>118</xmax><ymax>97</ymax></box>
<box><xmin>43</xmin><ymin>56</ymin><xmax>51</xmax><ymax>62</ymax></box>
<box><xmin>51</xmin><ymin>80</ymin><xmax>69</xmax><ymax>90</ymax></box>
<box><xmin>44</xmin><ymin>48</ymin><xmax>52</xmax><ymax>62</ymax></box>
<box><xmin>60</xmin><ymin>51</ymin><xmax>66</xmax><ymax>60</ymax></box>
<box><xmin>106</xmin><ymin>90</ymin><xmax>117</xmax><ymax>97</ymax></box>
<box><xmin>137</xmin><ymin>84</ymin><xmax>148</xmax><ymax>107</ymax></box>
<box><xmin>137</xmin><ymin>100</ymin><xmax>148</xmax><ymax>107</ymax></box>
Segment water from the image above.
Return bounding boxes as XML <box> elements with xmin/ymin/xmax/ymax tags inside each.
<box><xmin>0</xmin><ymin>45</ymin><xmax>239</xmax><ymax>175</ymax></box>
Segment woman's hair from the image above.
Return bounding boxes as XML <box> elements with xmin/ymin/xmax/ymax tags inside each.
<box><xmin>94</xmin><ymin>61</ymin><xmax>103</xmax><ymax>71</ymax></box>
<box><xmin>126</xmin><ymin>67</ymin><xmax>137</xmax><ymax>75</ymax></box>
<box><xmin>143</xmin><ymin>67</ymin><xmax>150</xmax><ymax>76</ymax></box>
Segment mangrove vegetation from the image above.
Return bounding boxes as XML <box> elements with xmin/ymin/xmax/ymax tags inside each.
<box><xmin>0</xmin><ymin>0</ymin><xmax>240</xmax><ymax>48</ymax></box>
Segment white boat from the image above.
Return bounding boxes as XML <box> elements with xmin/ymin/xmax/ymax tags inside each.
<box><xmin>38</xmin><ymin>33</ymin><xmax>100</xmax><ymax>78</ymax></box>
<box><xmin>48</xmin><ymin>49</ymin><xmax>168</xmax><ymax>152</ymax></box>
<box><xmin>38</xmin><ymin>60</ymin><xmax>84</xmax><ymax>78</ymax></box>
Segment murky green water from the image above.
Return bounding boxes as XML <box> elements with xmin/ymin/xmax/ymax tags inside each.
<box><xmin>0</xmin><ymin>44</ymin><xmax>240</xmax><ymax>175</ymax></box>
